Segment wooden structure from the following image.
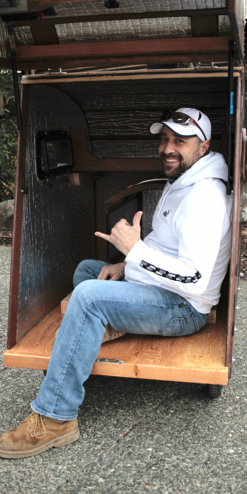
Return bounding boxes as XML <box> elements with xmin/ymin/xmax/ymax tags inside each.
<box><xmin>0</xmin><ymin>0</ymin><xmax>245</xmax><ymax>396</ymax></box>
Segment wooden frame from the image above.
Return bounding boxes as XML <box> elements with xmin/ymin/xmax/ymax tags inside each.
<box><xmin>7</xmin><ymin>85</ymin><xmax>30</xmax><ymax>349</ymax></box>
<box><xmin>0</xmin><ymin>0</ymin><xmax>244</xmax><ymax>70</ymax></box>
<box><xmin>3</xmin><ymin>68</ymin><xmax>244</xmax><ymax>390</ymax></box>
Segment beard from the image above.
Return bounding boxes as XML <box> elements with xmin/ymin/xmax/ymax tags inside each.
<box><xmin>160</xmin><ymin>147</ymin><xmax>202</xmax><ymax>182</ymax></box>
<box><xmin>160</xmin><ymin>152</ymin><xmax>186</xmax><ymax>181</ymax></box>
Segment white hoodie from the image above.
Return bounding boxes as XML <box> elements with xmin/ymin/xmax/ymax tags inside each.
<box><xmin>125</xmin><ymin>151</ymin><xmax>232</xmax><ymax>314</ymax></box>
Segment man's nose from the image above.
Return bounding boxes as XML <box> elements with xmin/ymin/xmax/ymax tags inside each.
<box><xmin>160</xmin><ymin>139</ymin><xmax>176</xmax><ymax>155</ymax></box>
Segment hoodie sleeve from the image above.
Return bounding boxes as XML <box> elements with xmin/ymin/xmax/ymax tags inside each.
<box><xmin>125</xmin><ymin>180</ymin><xmax>230</xmax><ymax>299</ymax></box>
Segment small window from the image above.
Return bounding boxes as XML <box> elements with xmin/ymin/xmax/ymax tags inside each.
<box><xmin>36</xmin><ymin>130</ymin><xmax>74</xmax><ymax>179</ymax></box>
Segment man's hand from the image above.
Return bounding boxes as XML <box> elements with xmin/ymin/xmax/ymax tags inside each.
<box><xmin>97</xmin><ymin>262</ymin><xmax>126</xmax><ymax>281</ymax></box>
<box><xmin>95</xmin><ymin>211</ymin><xmax>143</xmax><ymax>256</ymax></box>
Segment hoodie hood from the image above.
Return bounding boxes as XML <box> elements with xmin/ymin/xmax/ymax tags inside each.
<box><xmin>170</xmin><ymin>151</ymin><xmax>228</xmax><ymax>191</ymax></box>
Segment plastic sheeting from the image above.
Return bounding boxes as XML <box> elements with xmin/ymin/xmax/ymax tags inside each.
<box><xmin>56</xmin><ymin>17</ymin><xmax>192</xmax><ymax>43</ymax></box>
<box><xmin>13</xmin><ymin>26</ymin><xmax>34</xmax><ymax>46</ymax></box>
<box><xmin>13</xmin><ymin>14</ymin><xmax>231</xmax><ymax>46</ymax></box>
<box><xmin>54</xmin><ymin>0</ymin><xmax>227</xmax><ymax>18</ymax></box>
<box><xmin>16</xmin><ymin>85</ymin><xmax>95</xmax><ymax>341</ymax></box>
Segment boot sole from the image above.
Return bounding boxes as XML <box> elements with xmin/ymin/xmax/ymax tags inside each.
<box><xmin>0</xmin><ymin>427</ymin><xmax>80</xmax><ymax>459</ymax></box>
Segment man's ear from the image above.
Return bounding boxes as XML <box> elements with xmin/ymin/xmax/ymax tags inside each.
<box><xmin>199</xmin><ymin>139</ymin><xmax>210</xmax><ymax>157</ymax></box>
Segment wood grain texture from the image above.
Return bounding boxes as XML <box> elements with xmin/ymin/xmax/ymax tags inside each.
<box><xmin>12</xmin><ymin>9</ymin><xmax>228</xmax><ymax>28</ymax></box>
<box><xmin>16</xmin><ymin>36</ymin><xmax>232</xmax><ymax>63</ymax></box>
<box><xmin>3</xmin><ymin>305</ymin><xmax>228</xmax><ymax>385</ymax></box>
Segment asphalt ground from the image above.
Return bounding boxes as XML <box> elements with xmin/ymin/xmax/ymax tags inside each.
<box><xmin>0</xmin><ymin>244</ymin><xmax>247</xmax><ymax>494</ymax></box>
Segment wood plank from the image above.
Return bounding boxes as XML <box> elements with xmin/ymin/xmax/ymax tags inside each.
<box><xmin>16</xmin><ymin>53</ymin><xmax>231</xmax><ymax>71</ymax></box>
<box><xmin>60</xmin><ymin>293</ymin><xmax>71</xmax><ymax>315</ymax></box>
<box><xmin>207</xmin><ymin>309</ymin><xmax>217</xmax><ymax>324</ymax></box>
<box><xmin>12</xmin><ymin>9</ymin><xmax>228</xmax><ymax>27</ymax></box>
<box><xmin>71</xmin><ymin>128</ymin><xmax>161</xmax><ymax>171</ymax></box>
<box><xmin>7</xmin><ymin>85</ymin><xmax>30</xmax><ymax>349</ymax></box>
<box><xmin>21</xmin><ymin>71</ymin><xmax>240</xmax><ymax>86</ymax></box>
<box><xmin>16</xmin><ymin>37</ymin><xmax>232</xmax><ymax>66</ymax></box>
<box><xmin>3</xmin><ymin>305</ymin><xmax>228</xmax><ymax>385</ymax></box>
<box><xmin>31</xmin><ymin>25</ymin><xmax>58</xmax><ymax>45</ymax></box>
<box><xmin>191</xmin><ymin>15</ymin><xmax>218</xmax><ymax>37</ymax></box>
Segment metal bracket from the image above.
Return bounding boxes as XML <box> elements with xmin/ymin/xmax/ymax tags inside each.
<box><xmin>95</xmin><ymin>358</ymin><xmax>123</xmax><ymax>364</ymax></box>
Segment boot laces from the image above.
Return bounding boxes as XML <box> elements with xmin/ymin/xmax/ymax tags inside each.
<box><xmin>24</xmin><ymin>412</ymin><xmax>46</xmax><ymax>439</ymax></box>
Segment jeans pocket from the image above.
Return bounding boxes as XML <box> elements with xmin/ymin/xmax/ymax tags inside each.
<box><xmin>160</xmin><ymin>304</ymin><xmax>200</xmax><ymax>337</ymax></box>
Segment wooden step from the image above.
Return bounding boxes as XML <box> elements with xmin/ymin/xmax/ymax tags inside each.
<box><xmin>3</xmin><ymin>305</ymin><xmax>228</xmax><ymax>385</ymax></box>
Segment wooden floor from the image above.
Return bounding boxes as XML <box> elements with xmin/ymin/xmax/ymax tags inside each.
<box><xmin>3</xmin><ymin>305</ymin><xmax>228</xmax><ymax>385</ymax></box>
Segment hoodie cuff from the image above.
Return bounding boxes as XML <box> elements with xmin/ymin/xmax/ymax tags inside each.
<box><xmin>125</xmin><ymin>239</ymin><xmax>149</xmax><ymax>266</ymax></box>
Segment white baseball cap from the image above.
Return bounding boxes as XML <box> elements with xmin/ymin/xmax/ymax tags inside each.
<box><xmin>150</xmin><ymin>108</ymin><xmax>211</xmax><ymax>141</ymax></box>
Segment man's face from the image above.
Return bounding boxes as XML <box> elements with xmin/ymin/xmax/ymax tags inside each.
<box><xmin>158</xmin><ymin>125</ymin><xmax>209</xmax><ymax>181</ymax></box>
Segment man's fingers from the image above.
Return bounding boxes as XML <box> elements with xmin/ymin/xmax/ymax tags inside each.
<box><xmin>133</xmin><ymin>211</ymin><xmax>143</xmax><ymax>228</ymax></box>
<box><xmin>110</xmin><ymin>274</ymin><xmax>119</xmax><ymax>281</ymax></box>
<box><xmin>95</xmin><ymin>232</ymin><xmax>111</xmax><ymax>242</ymax></box>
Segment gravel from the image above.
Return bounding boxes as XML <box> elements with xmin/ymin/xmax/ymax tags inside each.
<box><xmin>0</xmin><ymin>244</ymin><xmax>247</xmax><ymax>494</ymax></box>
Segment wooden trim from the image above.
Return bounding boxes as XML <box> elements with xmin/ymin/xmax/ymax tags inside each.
<box><xmin>7</xmin><ymin>85</ymin><xmax>30</xmax><ymax>349</ymax></box>
<box><xmin>16</xmin><ymin>54</ymin><xmax>231</xmax><ymax>71</ymax></box>
<box><xmin>12</xmin><ymin>8</ymin><xmax>228</xmax><ymax>27</ymax></box>
<box><xmin>21</xmin><ymin>70</ymin><xmax>240</xmax><ymax>85</ymax></box>
<box><xmin>226</xmin><ymin>73</ymin><xmax>242</xmax><ymax>372</ymax></box>
<box><xmin>71</xmin><ymin>129</ymin><xmax>161</xmax><ymax>172</ymax></box>
<box><xmin>15</xmin><ymin>36</ymin><xmax>232</xmax><ymax>69</ymax></box>
<box><xmin>3</xmin><ymin>306</ymin><xmax>228</xmax><ymax>385</ymax></box>
<box><xmin>191</xmin><ymin>15</ymin><xmax>218</xmax><ymax>37</ymax></box>
<box><xmin>31</xmin><ymin>25</ymin><xmax>58</xmax><ymax>45</ymax></box>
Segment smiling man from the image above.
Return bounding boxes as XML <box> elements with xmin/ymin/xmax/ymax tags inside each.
<box><xmin>0</xmin><ymin>108</ymin><xmax>232</xmax><ymax>459</ymax></box>
<box><xmin>155</xmin><ymin>108</ymin><xmax>210</xmax><ymax>181</ymax></box>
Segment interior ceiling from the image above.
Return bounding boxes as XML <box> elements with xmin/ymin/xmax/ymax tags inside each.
<box><xmin>0</xmin><ymin>0</ymin><xmax>244</xmax><ymax>69</ymax></box>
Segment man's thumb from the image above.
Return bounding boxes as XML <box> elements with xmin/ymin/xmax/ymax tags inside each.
<box><xmin>133</xmin><ymin>211</ymin><xmax>143</xmax><ymax>227</ymax></box>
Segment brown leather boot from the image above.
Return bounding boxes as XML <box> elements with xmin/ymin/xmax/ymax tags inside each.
<box><xmin>0</xmin><ymin>411</ymin><xmax>80</xmax><ymax>458</ymax></box>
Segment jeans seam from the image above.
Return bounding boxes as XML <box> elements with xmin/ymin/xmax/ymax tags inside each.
<box><xmin>159</xmin><ymin>310</ymin><xmax>195</xmax><ymax>334</ymax></box>
<box><xmin>51</xmin><ymin>310</ymin><xmax>88</xmax><ymax>415</ymax></box>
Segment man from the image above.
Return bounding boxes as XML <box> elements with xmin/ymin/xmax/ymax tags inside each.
<box><xmin>0</xmin><ymin>108</ymin><xmax>232</xmax><ymax>458</ymax></box>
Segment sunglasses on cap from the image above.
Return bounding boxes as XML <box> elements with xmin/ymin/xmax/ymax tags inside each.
<box><xmin>161</xmin><ymin>111</ymin><xmax>207</xmax><ymax>141</ymax></box>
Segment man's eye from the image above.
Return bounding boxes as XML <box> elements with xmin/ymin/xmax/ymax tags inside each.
<box><xmin>177</xmin><ymin>139</ymin><xmax>184</xmax><ymax>143</ymax></box>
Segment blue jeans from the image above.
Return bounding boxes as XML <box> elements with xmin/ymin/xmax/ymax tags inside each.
<box><xmin>31</xmin><ymin>260</ymin><xmax>209</xmax><ymax>420</ymax></box>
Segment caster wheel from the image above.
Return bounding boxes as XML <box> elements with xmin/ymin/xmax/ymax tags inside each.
<box><xmin>207</xmin><ymin>384</ymin><xmax>222</xmax><ymax>399</ymax></box>
<box><xmin>43</xmin><ymin>370</ymin><xmax>47</xmax><ymax>376</ymax></box>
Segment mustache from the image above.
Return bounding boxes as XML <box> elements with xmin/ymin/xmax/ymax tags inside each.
<box><xmin>160</xmin><ymin>152</ymin><xmax>182</xmax><ymax>160</ymax></box>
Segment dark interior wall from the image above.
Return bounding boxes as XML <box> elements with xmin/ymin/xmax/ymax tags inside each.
<box><xmin>16</xmin><ymin>85</ymin><xmax>96</xmax><ymax>342</ymax></box>
<box><xmin>59</xmin><ymin>77</ymin><xmax>230</xmax><ymax>156</ymax></box>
